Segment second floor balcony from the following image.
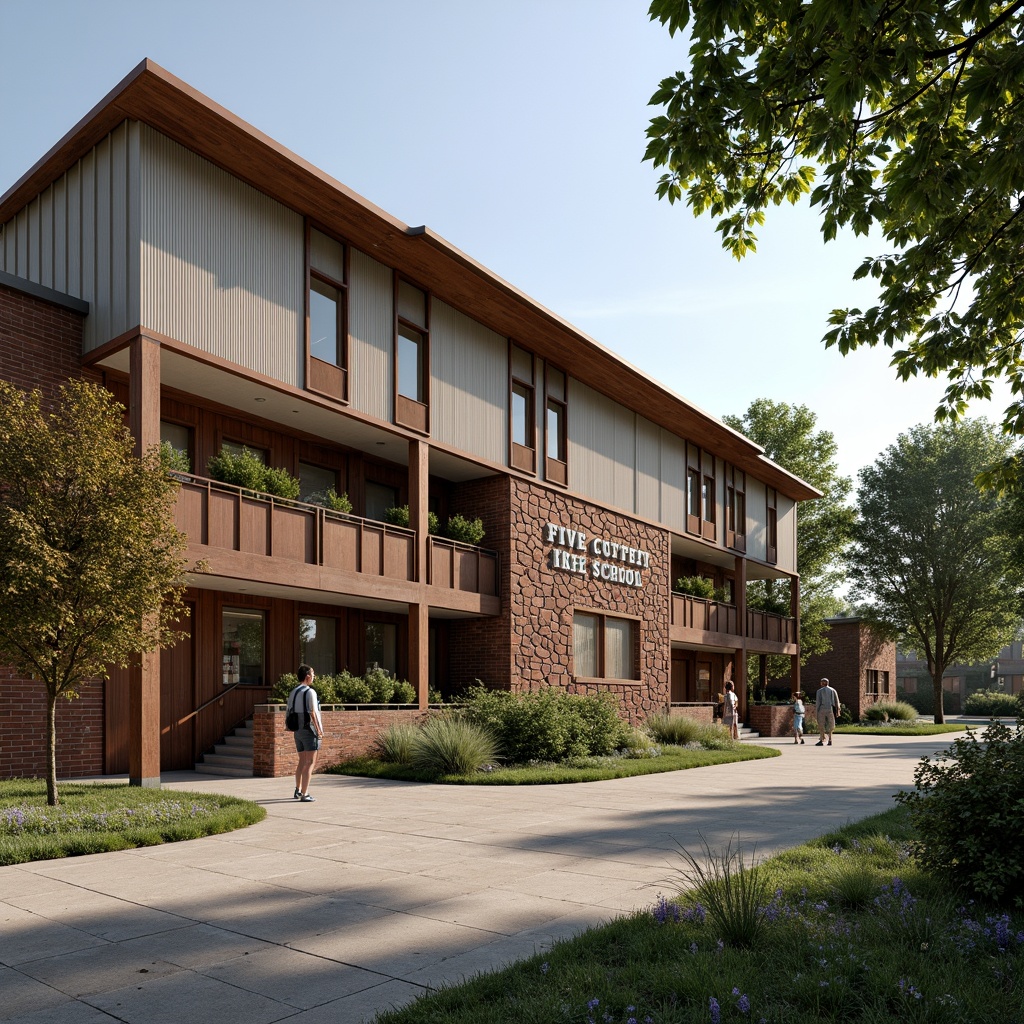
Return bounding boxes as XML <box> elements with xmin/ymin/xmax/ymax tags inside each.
<box><xmin>173</xmin><ymin>473</ymin><xmax>499</xmax><ymax>607</ymax></box>
<box><xmin>670</xmin><ymin>593</ymin><xmax>797</xmax><ymax>654</ymax></box>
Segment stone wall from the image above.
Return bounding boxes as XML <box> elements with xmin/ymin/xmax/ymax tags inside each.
<box><xmin>668</xmin><ymin>704</ymin><xmax>714</xmax><ymax>725</ymax></box>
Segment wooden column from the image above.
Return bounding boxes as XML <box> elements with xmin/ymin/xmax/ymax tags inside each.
<box><xmin>790</xmin><ymin>573</ymin><xmax>801</xmax><ymax>696</ymax></box>
<box><xmin>129</xmin><ymin>335</ymin><xmax>162</xmax><ymax>787</ymax></box>
<box><xmin>735</xmin><ymin>555</ymin><xmax>747</xmax><ymax>720</ymax></box>
<box><xmin>408</xmin><ymin>439</ymin><xmax>430</xmax><ymax>708</ymax></box>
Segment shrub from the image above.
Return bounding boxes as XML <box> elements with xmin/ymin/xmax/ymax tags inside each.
<box><xmin>391</xmin><ymin>680</ymin><xmax>417</xmax><ymax>704</ymax></box>
<box><xmin>863</xmin><ymin>700</ymin><xmax>918</xmax><ymax>722</ymax></box>
<box><xmin>333</xmin><ymin>671</ymin><xmax>373</xmax><ymax>704</ymax></box>
<box><xmin>159</xmin><ymin>440</ymin><xmax>190</xmax><ymax>475</ymax></box>
<box><xmin>444</xmin><ymin>513</ymin><xmax>486</xmax><ymax>545</ymax></box>
<box><xmin>456</xmin><ymin>684</ymin><xmax>628</xmax><ymax>764</ymax></box>
<box><xmin>894</xmin><ymin>720</ymin><xmax>1024</xmax><ymax>907</ymax></box>
<box><xmin>373</xmin><ymin>723</ymin><xmax>420</xmax><ymax>765</ymax></box>
<box><xmin>963</xmin><ymin>688</ymin><xmax>1020</xmax><ymax>717</ymax></box>
<box><xmin>645</xmin><ymin>712</ymin><xmax>703</xmax><ymax>746</ymax></box>
<box><xmin>207</xmin><ymin>446</ymin><xmax>300</xmax><ymax>499</ymax></box>
<box><xmin>305</xmin><ymin>488</ymin><xmax>353</xmax><ymax>513</ymax></box>
<box><xmin>675</xmin><ymin>575</ymin><xmax>715</xmax><ymax>599</ymax></box>
<box><xmin>409</xmin><ymin>716</ymin><xmax>501</xmax><ymax>774</ymax></box>
<box><xmin>383</xmin><ymin>505</ymin><xmax>440</xmax><ymax>534</ymax></box>
<box><xmin>836</xmin><ymin>704</ymin><xmax>855</xmax><ymax>725</ymax></box>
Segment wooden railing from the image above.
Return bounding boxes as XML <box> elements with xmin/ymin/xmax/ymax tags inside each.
<box><xmin>427</xmin><ymin>536</ymin><xmax>499</xmax><ymax>597</ymax></box>
<box><xmin>174</xmin><ymin>474</ymin><xmax>415</xmax><ymax>582</ymax></box>
<box><xmin>671</xmin><ymin>594</ymin><xmax>796</xmax><ymax>645</ymax></box>
<box><xmin>746</xmin><ymin>608</ymin><xmax>797</xmax><ymax>645</ymax></box>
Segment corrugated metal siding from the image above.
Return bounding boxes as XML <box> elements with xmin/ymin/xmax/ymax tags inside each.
<box><xmin>636</xmin><ymin>416</ymin><xmax>661</xmax><ymax>521</ymax></box>
<box><xmin>660</xmin><ymin>430</ymin><xmax>685</xmax><ymax>531</ymax></box>
<box><xmin>349</xmin><ymin>248</ymin><xmax>393</xmax><ymax>421</ymax></box>
<box><xmin>430</xmin><ymin>300</ymin><xmax>506</xmax><ymax>464</ymax></box>
<box><xmin>139</xmin><ymin>125</ymin><xmax>303</xmax><ymax>383</ymax></box>
<box><xmin>569</xmin><ymin>381</ymin><xmax>636</xmax><ymax>514</ymax></box>
<box><xmin>0</xmin><ymin>121</ymin><xmax>140</xmax><ymax>350</ymax></box>
<box><xmin>746</xmin><ymin>478</ymin><xmax>767</xmax><ymax>562</ymax></box>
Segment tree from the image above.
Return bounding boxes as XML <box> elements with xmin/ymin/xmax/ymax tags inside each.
<box><xmin>724</xmin><ymin>400</ymin><xmax>855</xmax><ymax>687</ymax></box>
<box><xmin>646</xmin><ymin>2</ymin><xmax>1024</xmax><ymax>476</ymax></box>
<box><xmin>849</xmin><ymin>419</ymin><xmax>1022</xmax><ymax>723</ymax></box>
<box><xmin>0</xmin><ymin>380</ymin><xmax>191</xmax><ymax>805</ymax></box>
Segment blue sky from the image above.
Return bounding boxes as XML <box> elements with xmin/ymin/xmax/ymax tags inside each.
<box><xmin>0</xmin><ymin>0</ymin><xmax>1007</xmax><ymax>486</ymax></box>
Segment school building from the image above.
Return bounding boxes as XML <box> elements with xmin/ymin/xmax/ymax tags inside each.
<box><xmin>0</xmin><ymin>60</ymin><xmax>819</xmax><ymax>783</ymax></box>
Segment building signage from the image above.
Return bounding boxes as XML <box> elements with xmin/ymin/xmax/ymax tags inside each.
<box><xmin>543</xmin><ymin>521</ymin><xmax>649</xmax><ymax>589</ymax></box>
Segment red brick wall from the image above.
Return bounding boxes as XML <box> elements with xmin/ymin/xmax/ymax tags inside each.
<box><xmin>0</xmin><ymin>280</ymin><xmax>91</xmax><ymax>404</ymax></box>
<box><xmin>803</xmin><ymin>619</ymin><xmax>897</xmax><ymax>720</ymax></box>
<box><xmin>0</xmin><ymin>281</ymin><xmax>101</xmax><ymax>778</ymax></box>
<box><xmin>253</xmin><ymin>704</ymin><xmax>431</xmax><ymax>777</ymax></box>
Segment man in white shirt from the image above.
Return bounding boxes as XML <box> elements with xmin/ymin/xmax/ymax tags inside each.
<box><xmin>288</xmin><ymin>665</ymin><xmax>324</xmax><ymax>801</ymax></box>
<box><xmin>815</xmin><ymin>676</ymin><xmax>841</xmax><ymax>747</ymax></box>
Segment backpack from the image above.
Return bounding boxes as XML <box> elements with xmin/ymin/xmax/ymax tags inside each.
<box><xmin>285</xmin><ymin>685</ymin><xmax>309</xmax><ymax>732</ymax></box>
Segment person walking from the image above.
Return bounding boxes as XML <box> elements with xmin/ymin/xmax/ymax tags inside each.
<box><xmin>722</xmin><ymin>680</ymin><xmax>740</xmax><ymax>740</ymax></box>
<box><xmin>287</xmin><ymin>665</ymin><xmax>323</xmax><ymax>801</ymax></box>
<box><xmin>814</xmin><ymin>677</ymin><xmax>841</xmax><ymax>747</ymax></box>
<box><xmin>791</xmin><ymin>691</ymin><xmax>806</xmax><ymax>744</ymax></box>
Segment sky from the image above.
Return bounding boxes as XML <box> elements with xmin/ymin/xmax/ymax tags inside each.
<box><xmin>0</xmin><ymin>0</ymin><xmax>1010</xmax><ymax>488</ymax></box>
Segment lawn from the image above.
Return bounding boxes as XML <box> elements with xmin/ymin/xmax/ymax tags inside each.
<box><xmin>0</xmin><ymin>779</ymin><xmax>266</xmax><ymax>865</ymax></box>
<box><xmin>328</xmin><ymin>743</ymin><xmax>780</xmax><ymax>785</ymax></box>
<box><xmin>371</xmin><ymin>806</ymin><xmax>1024</xmax><ymax>1024</ymax></box>
<box><xmin>833</xmin><ymin>722</ymin><xmax>974</xmax><ymax>736</ymax></box>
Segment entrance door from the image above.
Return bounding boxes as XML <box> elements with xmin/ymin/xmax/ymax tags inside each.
<box><xmin>160</xmin><ymin>603</ymin><xmax>196</xmax><ymax>770</ymax></box>
<box><xmin>697</xmin><ymin>661</ymin><xmax>713</xmax><ymax>703</ymax></box>
<box><xmin>671</xmin><ymin>657</ymin><xmax>689</xmax><ymax>702</ymax></box>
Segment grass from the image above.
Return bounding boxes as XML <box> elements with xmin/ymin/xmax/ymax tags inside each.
<box><xmin>834</xmin><ymin>723</ymin><xmax>975</xmax><ymax>736</ymax></box>
<box><xmin>328</xmin><ymin>743</ymin><xmax>780</xmax><ymax>785</ymax></box>
<box><xmin>0</xmin><ymin>779</ymin><xmax>266</xmax><ymax>865</ymax></box>
<box><xmin>370</xmin><ymin>806</ymin><xmax>1024</xmax><ymax>1024</ymax></box>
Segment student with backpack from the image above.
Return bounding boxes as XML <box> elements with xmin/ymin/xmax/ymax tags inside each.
<box><xmin>286</xmin><ymin>664</ymin><xmax>323</xmax><ymax>802</ymax></box>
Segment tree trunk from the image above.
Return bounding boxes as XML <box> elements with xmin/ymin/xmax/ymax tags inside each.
<box><xmin>46</xmin><ymin>691</ymin><xmax>59</xmax><ymax>806</ymax></box>
<box><xmin>932</xmin><ymin>667</ymin><xmax>945</xmax><ymax>725</ymax></box>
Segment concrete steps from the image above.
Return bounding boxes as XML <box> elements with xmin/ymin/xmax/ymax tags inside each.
<box><xmin>195</xmin><ymin>719</ymin><xmax>254</xmax><ymax>777</ymax></box>
<box><xmin>738</xmin><ymin>724</ymin><xmax>761</xmax><ymax>742</ymax></box>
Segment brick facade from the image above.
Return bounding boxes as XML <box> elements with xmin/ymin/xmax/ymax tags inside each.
<box><xmin>802</xmin><ymin>617</ymin><xmax>897</xmax><ymax>720</ymax></box>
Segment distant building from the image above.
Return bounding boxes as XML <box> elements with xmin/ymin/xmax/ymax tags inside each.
<box><xmin>897</xmin><ymin>641</ymin><xmax>1024</xmax><ymax>714</ymax></box>
<box><xmin>802</xmin><ymin>617</ymin><xmax>896</xmax><ymax>721</ymax></box>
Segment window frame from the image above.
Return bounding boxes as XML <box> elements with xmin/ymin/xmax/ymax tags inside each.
<box><xmin>544</xmin><ymin>363</ymin><xmax>568</xmax><ymax>486</ymax></box>
<box><xmin>305</xmin><ymin>222</ymin><xmax>349</xmax><ymax>403</ymax></box>
<box><xmin>686</xmin><ymin>444</ymin><xmax>716</xmax><ymax>541</ymax></box>
<box><xmin>509</xmin><ymin>341</ymin><xmax>536</xmax><ymax>473</ymax></box>
<box><xmin>393</xmin><ymin>277</ymin><xmax>430</xmax><ymax>434</ymax></box>
<box><xmin>725</xmin><ymin>464</ymin><xmax>747</xmax><ymax>552</ymax></box>
<box><xmin>221</xmin><ymin>607</ymin><xmax>266</xmax><ymax>687</ymax></box>
<box><xmin>766</xmin><ymin>486</ymin><xmax>778</xmax><ymax>564</ymax></box>
<box><xmin>572</xmin><ymin>609</ymin><xmax>640</xmax><ymax>682</ymax></box>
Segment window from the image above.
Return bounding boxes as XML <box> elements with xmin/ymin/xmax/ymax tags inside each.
<box><xmin>300</xmin><ymin>615</ymin><xmax>337</xmax><ymax>675</ymax></box>
<box><xmin>394</xmin><ymin>279</ymin><xmax>429</xmax><ymax>432</ymax></box>
<box><xmin>510</xmin><ymin>343</ymin><xmax>536</xmax><ymax>472</ymax></box>
<box><xmin>365</xmin><ymin>482</ymin><xmax>398</xmax><ymax>522</ymax></box>
<box><xmin>220</xmin><ymin>440</ymin><xmax>267</xmax><ymax>463</ymax></box>
<box><xmin>573</xmin><ymin>611</ymin><xmax>638</xmax><ymax>680</ymax></box>
<box><xmin>686</xmin><ymin>444</ymin><xmax>716</xmax><ymax>540</ymax></box>
<box><xmin>766</xmin><ymin>487</ymin><xmax>778</xmax><ymax>563</ymax></box>
<box><xmin>222</xmin><ymin>609</ymin><xmax>265</xmax><ymax>686</ymax></box>
<box><xmin>545</xmin><ymin>365</ymin><xmax>568</xmax><ymax>485</ymax></box>
<box><xmin>160</xmin><ymin>421</ymin><xmax>192</xmax><ymax>473</ymax></box>
<box><xmin>366</xmin><ymin>621</ymin><xmax>398</xmax><ymax>675</ymax></box>
<box><xmin>867</xmin><ymin>670</ymin><xmax>891</xmax><ymax>696</ymax></box>
<box><xmin>307</xmin><ymin>226</ymin><xmax>348</xmax><ymax>401</ymax></box>
<box><xmin>725</xmin><ymin>464</ymin><xmax>746</xmax><ymax>551</ymax></box>
<box><xmin>299</xmin><ymin>462</ymin><xmax>337</xmax><ymax>503</ymax></box>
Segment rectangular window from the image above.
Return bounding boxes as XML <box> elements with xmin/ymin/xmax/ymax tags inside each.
<box><xmin>510</xmin><ymin>342</ymin><xmax>536</xmax><ymax>472</ymax></box>
<box><xmin>300</xmin><ymin>615</ymin><xmax>337</xmax><ymax>675</ymax></box>
<box><xmin>686</xmin><ymin>444</ymin><xmax>715</xmax><ymax>539</ymax></box>
<box><xmin>867</xmin><ymin>669</ymin><xmax>891</xmax><ymax>696</ymax></box>
<box><xmin>766</xmin><ymin>487</ymin><xmax>778</xmax><ymax>564</ymax></box>
<box><xmin>221</xmin><ymin>440</ymin><xmax>267</xmax><ymax>463</ymax></box>
<box><xmin>544</xmin><ymin>365</ymin><xmax>568</xmax><ymax>485</ymax></box>
<box><xmin>222</xmin><ymin>609</ymin><xmax>265</xmax><ymax>686</ymax></box>
<box><xmin>365</xmin><ymin>481</ymin><xmax>398</xmax><ymax>522</ymax></box>
<box><xmin>725</xmin><ymin>464</ymin><xmax>746</xmax><ymax>551</ymax></box>
<box><xmin>307</xmin><ymin>226</ymin><xmax>348</xmax><ymax>401</ymax></box>
<box><xmin>394</xmin><ymin>279</ymin><xmax>429</xmax><ymax>432</ymax></box>
<box><xmin>298</xmin><ymin>462</ymin><xmax>337</xmax><ymax>504</ymax></box>
<box><xmin>366</xmin><ymin>621</ymin><xmax>398</xmax><ymax>675</ymax></box>
<box><xmin>573</xmin><ymin>611</ymin><xmax>638</xmax><ymax>680</ymax></box>
<box><xmin>160</xmin><ymin>420</ymin><xmax>192</xmax><ymax>473</ymax></box>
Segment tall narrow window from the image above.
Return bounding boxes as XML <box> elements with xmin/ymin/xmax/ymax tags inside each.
<box><xmin>299</xmin><ymin>615</ymin><xmax>337</xmax><ymax>675</ymax></box>
<box><xmin>394</xmin><ymin>279</ymin><xmax>429</xmax><ymax>432</ymax></box>
<box><xmin>365</xmin><ymin>482</ymin><xmax>398</xmax><ymax>522</ymax></box>
<box><xmin>510</xmin><ymin>342</ymin><xmax>536</xmax><ymax>472</ymax></box>
<box><xmin>307</xmin><ymin>226</ymin><xmax>348</xmax><ymax>402</ymax></box>
<box><xmin>545</xmin><ymin>365</ymin><xmax>568</xmax><ymax>485</ymax></box>
<box><xmin>160</xmin><ymin>420</ymin><xmax>192</xmax><ymax>474</ymax></box>
<box><xmin>573</xmin><ymin>612</ymin><xmax>599</xmax><ymax>678</ymax></box>
<box><xmin>366</xmin><ymin>621</ymin><xmax>398</xmax><ymax>675</ymax></box>
<box><xmin>766</xmin><ymin>486</ymin><xmax>778</xmax><ymax>563</ymax></box>
<box><xmin>725</xmin><ymin>464</ymin><xmax>746</xmax><ymax>551</ymax></box>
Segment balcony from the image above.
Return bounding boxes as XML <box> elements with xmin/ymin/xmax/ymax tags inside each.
<box><xmin>173</xmin><ymin>474</ymin><xmax>499</xmax><ymax>602</ymax></box>
<box><xmin>670</xmin><ymin>593</ymin><xmax>797</xmax><ymax>653</ymax></box>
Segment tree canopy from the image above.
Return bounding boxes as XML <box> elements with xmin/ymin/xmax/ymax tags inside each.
<box><xmin>724</xmin><ymin>399</ymin><xmax>855</xmax><ymax>671</ymax></box>
<box><xmin>646</xmin><ymin>2</ymin><xmax>1024</xmax><ymax>475</ymax></box>
<box><xmin>0</xmin><ymin>380</ymin><xmax>191</xmax><ymax>804</ymax></box>
<box><xmin>849</xmin><ymin>419</ymin><xmax>1022</xmax><ymax>722</ymax></box>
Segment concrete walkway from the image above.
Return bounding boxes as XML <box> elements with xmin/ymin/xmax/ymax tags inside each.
<box><xmin>1</xmin><ymin>728</ymin><xmax>974</xmax><ymax>1024</ymax></box>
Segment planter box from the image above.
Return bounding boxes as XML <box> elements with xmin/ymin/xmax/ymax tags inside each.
<box><xmin>747</xmin><ymin>703</ymin><xmax>818</xmax><ymax>737</ymax></box>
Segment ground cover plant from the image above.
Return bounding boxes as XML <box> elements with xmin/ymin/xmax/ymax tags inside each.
<box><xmin>0</xmin><ymin>779</ymin><xmax>266</xmax><ymax>865</ymax></box>
<box><xmin>862</xmin><ymin>700</ymin><xmax>918</xmax><ymax>722</ymax></box>
<box><xmin>834</xmin><ymin>722</ymin><xmax>969</xmax><ymax>737</ymax></box>
<box><xmin>371</xmin><ymin>807</ymin><xmax>1024</xmax><ymax>1023</ymax></box>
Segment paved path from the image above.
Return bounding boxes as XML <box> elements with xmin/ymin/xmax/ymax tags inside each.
<box><xmin>1</xmin><ymin>729</ymin><xmax>972</xmax><ymax>1023</ymax></box>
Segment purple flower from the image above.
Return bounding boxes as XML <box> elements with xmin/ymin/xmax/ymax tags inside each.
<box><xmin>540</xmin><ymin>961</ymin><xmax>549</xmax><ymax>974</ymax></box>
<box><xmin>737</xmin><ymin>993</ymin><xmax>751</xmax><ymax>1015</ymax></box>
<box><xmin>709</xmin><ymin>996</ymin><xmax>721</xmax><ymax>1024</ymax></box>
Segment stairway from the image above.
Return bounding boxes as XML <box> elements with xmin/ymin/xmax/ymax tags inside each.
<box><xmin>737</xmin><ymin>723</ymin><xmax>761</xmax><ymax>742</ymax></box>
<box><xmin>195</xmin><ymin>719</ymin><xmax>254</xmax><ymax>777</ymax></box>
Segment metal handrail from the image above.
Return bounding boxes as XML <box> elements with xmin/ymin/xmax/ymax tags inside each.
<box><xmin>177</xmin><ymin>680</ymin><xmax>244</xmax><ymax>726</ymax></box>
